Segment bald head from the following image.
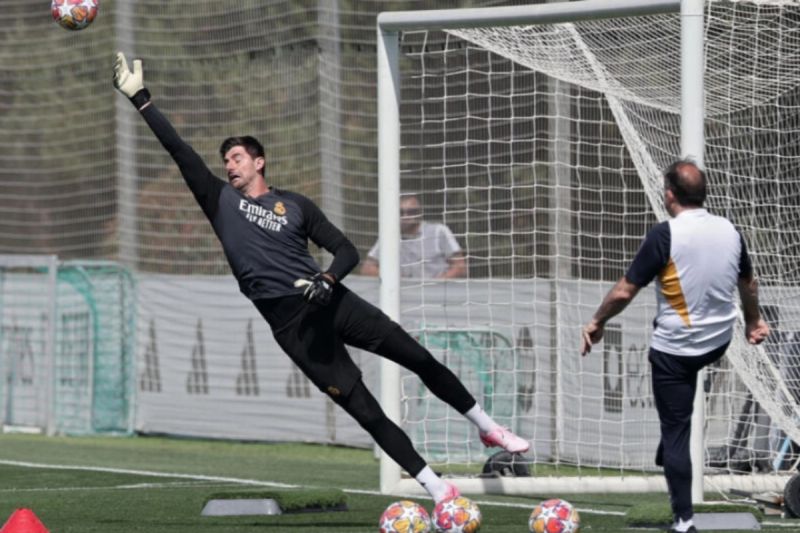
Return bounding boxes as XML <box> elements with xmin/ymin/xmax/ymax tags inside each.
<box><xmin>663</xmin><ymin>160</ymin><xmax>707</xmax><ymax>207</ymax></box>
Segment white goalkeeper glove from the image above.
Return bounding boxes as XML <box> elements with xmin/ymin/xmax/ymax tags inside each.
<box><xmin>113</xmin><ymin>52</ymin><xmax>150</xmax><ymax>108</ymax></box>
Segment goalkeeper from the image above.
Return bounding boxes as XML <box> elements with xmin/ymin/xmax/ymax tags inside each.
<box><xmin>113</xmin><ymin>53</ymin><xmax>529</xmax><ymax>503</ymax></box>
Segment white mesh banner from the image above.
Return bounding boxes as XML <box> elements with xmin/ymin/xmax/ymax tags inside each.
<box><xmin>135</xmin><ymin>273</ymin><xmax>680</xmax><ymax>463</ymax></box>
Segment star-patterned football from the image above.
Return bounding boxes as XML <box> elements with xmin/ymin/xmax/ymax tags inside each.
<box><xmin>52</xmin><ymin>0</ymin><xmax>99</xmax><ymax>31</ymax></box>
<box><xmin>379</xmin><ymin>500</ymin><xmax>431</xmax><ymax>533</ymax></box>
<box><xmin>529</xmin><ymin>498</ymin><xmax>580</xmax><ymax>533</ymax></box>
<box><xmin>432</xmin><ymin>496</ymin><xmax>481</xmax><ymax>533</ymax></box>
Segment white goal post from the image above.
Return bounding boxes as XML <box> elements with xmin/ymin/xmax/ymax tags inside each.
<box><xmin>377</xmin><ymin>0</ymin><xmax>800</xmax><ymax>498</ymax></box>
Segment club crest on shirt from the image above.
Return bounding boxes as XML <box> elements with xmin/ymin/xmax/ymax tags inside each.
<box><xmin>239</xmin><ymin>199</ymin><xmax>288</xmax><ymax>232</ymax></box>
<box><xmin>273</xmin><ymin>202</ymin><xmax>286</xmax><ymax>216</ymax></box>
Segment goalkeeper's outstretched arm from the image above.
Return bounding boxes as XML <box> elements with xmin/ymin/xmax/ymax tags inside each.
<box><xmin>113</xmin><ymin>52</ymin><xmax>223</xmax><ymax>222</ymax></box>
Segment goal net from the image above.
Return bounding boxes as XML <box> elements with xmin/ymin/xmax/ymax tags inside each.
<box><xmin>379</xmin><ymin>0</ymin><xmax>800</xmax><ymax>495</ymax></box>
<box><xmin>0</xmin><ymin>256</ymin><xmax>135</xmax><ymax>435</ymax></box>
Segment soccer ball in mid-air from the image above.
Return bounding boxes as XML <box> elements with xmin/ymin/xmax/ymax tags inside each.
<box><xmin>379</xmin><ymin>500</ymin><xmax>431</xmax><ymax>533</ymax></box>
<box><xmin>529</xmin><ymin>498</ymin><xmax>580</xmax><ymax>533</ymax></box>
<box><xmin>432</xmin><ymin>496</ymin><xmax>482</xmax><ymax>533</ymax></box>
<box><xmin>52</xmin><ymin>0</ymin><xmax>99</xmax><ymax>31</ymax></box>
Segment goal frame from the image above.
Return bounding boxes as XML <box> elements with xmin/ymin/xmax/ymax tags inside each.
<box><xmin>375</xmin><ymin>0</ymin><xmax>778</xmax><ymax>498</ymax></box>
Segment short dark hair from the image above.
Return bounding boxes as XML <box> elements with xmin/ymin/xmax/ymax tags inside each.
<box><xmin>219</xmin><ymin>136</ymin><xmax>266</xmax><ymax>175</ymax></box>
<box><xmin>663</xmin><ymin>159</ymin><xmax>707</xmax><ymax>207</ymax></box>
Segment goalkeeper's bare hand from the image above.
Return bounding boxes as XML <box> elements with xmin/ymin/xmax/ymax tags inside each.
<box><xmin>293</xmin><ymin>273</ymin><xmax>335</xmax><ymax>306</ymax></box>
<box><xmin>113</xmin><ymin>52</ymin><xmax>144</xmax><ymax>98</ymax></box>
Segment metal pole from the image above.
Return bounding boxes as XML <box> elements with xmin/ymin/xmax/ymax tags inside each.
<box><xmin>681</xmin><ymin>0</ymin><xmax>706</xmax><ymax>506</ymax></box>
<box><xmin>548</xmin><ymin>74</ymin><xmax>572</xmax><ymax>464</ymax></box>
<box><xmin>115</xmin><ymin>0</ymin><xmax>138</xmax><ymax>268</ymax></box>
<box><xmin>44</xmin><ymin>255</ymin><xmax>58</xmax><ymax>436</ymax></box>
<box><xmin>378</xmin><ymin>0</ymin><xmax>680</xmax><ymax>31</ymax></box>
<box><xmin>318</xmin><ymin>0</ymin><xmax>345</xmax><ymax>228</ymax></box>
<box><xmin>377</xmin><ymin>26</ymin><xmax>402</xmax><ymax>494</ymax></box>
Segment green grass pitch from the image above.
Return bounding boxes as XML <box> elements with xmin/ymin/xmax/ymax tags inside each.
<box><xmin>0</xmin><ymin>433</ymin><xmax>791</xmax><ymax>532</ymax></box>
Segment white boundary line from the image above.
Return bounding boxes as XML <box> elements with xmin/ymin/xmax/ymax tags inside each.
<box><xmin>0</xmin><ymin>481</ymin><xmax>239</xmax><ymax>493</ymax></box>
<box><xmin>0</xmin><ymin>459</ymin><xmax>297</xmax><ymax>488</ymax></box>
<box><xmin>0</xmin><ymin>459</ymin><xmax>625</xmax><ymax>516</ymax></box>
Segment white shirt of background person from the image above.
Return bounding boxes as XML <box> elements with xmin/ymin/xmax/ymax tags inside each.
<box><xmin>360</xmin><ymin>195</ymin><xmax>466</xmax><ymax>279</ymax></box>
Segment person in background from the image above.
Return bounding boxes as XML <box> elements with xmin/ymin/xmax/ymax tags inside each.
<box><xmin>360</xmin><ymin>193</ymin><xmax>467</xmax><ymax>279</ymax></box>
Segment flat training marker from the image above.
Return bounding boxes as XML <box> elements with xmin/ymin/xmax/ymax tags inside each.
<box><xmin>693</xmin><ymin>512</ymin><xmax>761</xmax><ymax>530</ymax></box>
<box><xmin>201</xmin><ymin>488</ymin><xmax>348</xmax><ymax>516</ymax></box>
<box><xmin>201</xmin><ymin>498</ymin><xmax>282</xmax><ymax>516</ymax></box>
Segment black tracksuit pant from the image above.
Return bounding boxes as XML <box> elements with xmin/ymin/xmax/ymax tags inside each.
<box><xmin>650</xmin><ymin>342</ymin><xmax>728</xmax><ymax>522</ymax></box>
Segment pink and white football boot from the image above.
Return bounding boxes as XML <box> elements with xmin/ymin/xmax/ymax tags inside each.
<box><xmin>479</xmin><ymin>426</ymin><xmax>530</xmax><ymax>454</ymax></box>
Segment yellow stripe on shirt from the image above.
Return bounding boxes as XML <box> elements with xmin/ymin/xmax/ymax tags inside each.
<box><xmin>659</xmin><ymin>258</ymin><xmax>691</xmax><ymax>327</ymax></box>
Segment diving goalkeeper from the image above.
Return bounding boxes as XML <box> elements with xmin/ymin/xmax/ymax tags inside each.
<box><xmin>113</xmin><ymin>52</ymin><xmax>529</xmax><ymax>503</ymax></box>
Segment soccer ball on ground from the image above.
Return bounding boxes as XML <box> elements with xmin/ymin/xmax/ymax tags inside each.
<box><xmin>52</xmin><ymin>0</ymin><xmax>99</xmax><ymax>31</ymax></box>
<box><xmin>529</xmin><ymin>498</ymin><xmax>580</xmax><ymax>533</ymax></box>
<box><xmin>379</xmin><ymin>500</ymin><xmax>431</xmax><ymax>533</ymax></box>
<box><xmin>432</xmin><ymin>496</ymin><xmax>482</xmax><ymax>533</ymax></box>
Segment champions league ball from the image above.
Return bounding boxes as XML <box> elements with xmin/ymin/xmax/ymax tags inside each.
<box><xmin>379</xmin><ymin>500</ymin><xmax>431</xmax><ymax>533</ymax></box>
<box><xmin>529</xmin><ymin>498</ymin><xmax>580</xmax><ymax>533</ymax></box>
<box><xmin>432</xmin><ymin>496</ymin><xmax>482</xmax><ymax>533</ymax></box>
<box><xmin>52</xmin><ymin>0</ymin><xmax>99</xmax><ymax>31</ymax></box>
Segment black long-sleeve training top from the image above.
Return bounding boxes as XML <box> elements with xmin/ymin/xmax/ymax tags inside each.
<box><xmin>139</xmin><ymin>103</ymin><xmax>360</xmax><ymax>300</ymax></box>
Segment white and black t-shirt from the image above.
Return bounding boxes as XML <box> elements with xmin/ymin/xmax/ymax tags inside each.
<box><xmin>625</xmin><ymin>208</ymin><xmax>752</xmax><ymax>356</ymax></box>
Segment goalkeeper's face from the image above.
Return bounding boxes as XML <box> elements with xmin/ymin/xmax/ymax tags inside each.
<box><xmin>223</xmin><ymin>145</ymin><xmax>266</xmax><ymax>194</ymax></box>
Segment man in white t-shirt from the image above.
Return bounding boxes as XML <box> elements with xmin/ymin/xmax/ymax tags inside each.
<box><xmin>360</xmin><ymin>194</ymin><xmax>467</xmax><ymax>279</ymax></box>
<box><xmin>579</xmin><ymin>160</ymin><xmax>769</xmax><ymax>533</ymax></box>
